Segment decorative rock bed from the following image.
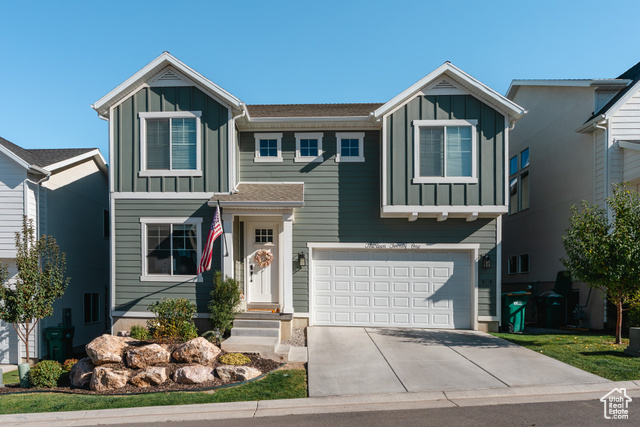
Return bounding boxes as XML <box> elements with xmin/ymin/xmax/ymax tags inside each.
<box><xmin>0</xmin><ymin>334</ymin><xmax>279</xmax><ymax>394</ymax></box>
<box><xmin>65</xmin><ymin>335</ymin><xmax>272</xmax><ymax>392</ymax></box>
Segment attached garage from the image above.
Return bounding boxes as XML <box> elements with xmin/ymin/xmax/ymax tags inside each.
<box><xmin>309</xmin><ymin>244</ymin><xmax>479</xmax><ymax>329</ymax></box>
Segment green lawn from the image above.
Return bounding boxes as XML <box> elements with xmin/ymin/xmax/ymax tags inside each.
<box><xmin>2</xmin><ymin>369</ymin><xmax>19</xmax><ymax>385</ymax></box>
<box><xmin>491</xmin><ymin>332</ymin><xmax>640</xmax><ymax>381</ymax></box>
<box><xmin>0</xmin><ymin>369</ymin><xmax>307</xmax><ymax>415</ymax></box>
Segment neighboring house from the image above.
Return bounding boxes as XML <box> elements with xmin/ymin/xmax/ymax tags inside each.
<box><xmin>0</xmin><ymin>137</ymin><xmax>109</xmax><ymax>363</ymax></box>
<box><xmin>503</xmin><ymin>61</ymin><xmax>640</xmax><ymax>330</ymax></box>
<box><xmin>91</xmin><ymin>52</ymin><xmax>524</xmax><ymax>338</ymax></box>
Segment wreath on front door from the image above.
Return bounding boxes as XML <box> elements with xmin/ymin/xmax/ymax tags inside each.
<box><xmin>254</xmin><ymin>249</ymin><xmax>274</xmax><ymax>268</ymax></box>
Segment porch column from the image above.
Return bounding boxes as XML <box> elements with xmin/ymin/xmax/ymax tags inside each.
<box><xmin>221</xmin><ymin>213</ymin><xmax>234</xmax><ymax>280</ymax></box>
<box><xmin>282</xmin><ymin>212</ymin><xmax>294</xmax><ymax>314</ymax></box>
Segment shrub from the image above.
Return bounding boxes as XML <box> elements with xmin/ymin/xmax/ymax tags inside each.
<box><xmin>208</xmin><ymin>272</ymin><xmax>242</xmax><ymax>336</ymax></box>
<box><xmin>29</xmin><ymin>360</ymin><xmax>63</xmax><ymax>388</ymax></box>
<box><xmin>130</xmin><ymin>325</ymin><xmax>151</xmax><ymax>340</ymax></box>
<box><xmin>219</xmin><ymin>352</ymin><xmax>251</xmax><ymax>365</ymax></box>
<box><xmin>147</xmin><ymin>298</ymin><xmax>198</xmax><ymax>341</ymax></box>
<box><xmin>62</xmin><ymin>358</ymin><xmax>78</xmax><ymax>371</ymax></box>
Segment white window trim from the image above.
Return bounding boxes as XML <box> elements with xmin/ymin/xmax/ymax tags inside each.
<box><xmin>294</xmin><ymin>132</ymin><xmax>324</xmax><ymax>163</ymax></box>
<box><xmin>518</xmin><ymin>254</ymin><xmax>530</xmax><ymax>274</ymax></box>
<box><xmin>139</xmin><ymin>111</ymin><xmax>202</xmax><ymax>177</ymax></box>
<box><xmin>335</xmin><ymin>132</ymin><xmax>365</xmax><ymax>163</ymax></box>
<box><xmin>139</xmin><ymin>217</ymin><xmax>203</xmax><ymax>282</ymax></box>
<box><xmin>412</xmin><ymin>119</ymin><xmax>478</xmax><ymax>184</ymax></box>
<box><xmin>254</xmin><ymin>133</ymin><xmax>283</xmax><ymax>163</ymax></box>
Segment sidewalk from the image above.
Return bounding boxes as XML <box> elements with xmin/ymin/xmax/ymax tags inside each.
<box><xmin>3</xmin><ymin>380</ymin><xmax>640</xmax><ymax>426</ymax></box>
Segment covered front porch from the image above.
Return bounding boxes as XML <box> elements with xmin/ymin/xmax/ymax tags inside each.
<box><xmin>211</xmin><ymin>182</ymin><xmax>304</xmax><ymax>316</ymax></box>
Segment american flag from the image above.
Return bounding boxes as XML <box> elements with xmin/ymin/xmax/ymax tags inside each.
<box><xmin>197</xmin><ymin>205</ymin><xmax>223</xmax><ymax>275</ymax></box>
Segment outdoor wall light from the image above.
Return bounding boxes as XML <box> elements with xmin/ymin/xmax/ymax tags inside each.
<box><xmin>482</xmin><ymin>255</ymin><xmax>491</xmax><ymax>269</ymax></box>
<box><xmin>298</xmin><ymin>252</ymin><xmax>307</xmax><ymax>267</ymax></box>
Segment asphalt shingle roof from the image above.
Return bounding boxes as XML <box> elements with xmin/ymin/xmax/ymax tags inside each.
<box><xmin>246</xmin><ymin>103</ymin><xmax>383</xmax><ymax>118</ymax></box>
<box><xmin>586</xmin><ymin>61</ymin><xmax>640</xmax><ymax>123</ymax></box>
<box><xmin>213</xmin><ymin>183</ymin><xmax>304</xmax><ymax>204</ymax></box>
<box><xmin>0</xmin><ymin>136</ymin><xmax>95</xmax><ymax>168</ymax></box>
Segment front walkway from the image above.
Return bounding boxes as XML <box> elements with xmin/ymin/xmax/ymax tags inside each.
<box><xmin>308</xmin><ymin>327</ymin><xmax>610</xmax><ymax>397</ymax></box>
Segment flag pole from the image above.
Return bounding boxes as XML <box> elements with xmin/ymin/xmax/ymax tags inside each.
<box><xmin>217</xmin><ymin>200</ymin><xmax>229</xmax><ymax>257</ymax></box>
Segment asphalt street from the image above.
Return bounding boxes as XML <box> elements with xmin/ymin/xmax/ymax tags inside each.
<box><xmin>104</xmin><ymin>399</ymin><xmax>634</xmax><ymax>427</ymax></box>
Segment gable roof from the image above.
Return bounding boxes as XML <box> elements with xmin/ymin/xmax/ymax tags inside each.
<box><xmin>585</xmin><ymin>61</ymin><xmax>640</xmax><ymax>123</ymax></box>
<box><xmin>0</xmin><ymin>136</ymin><xmax>106</xmax><ymax>174</ymax></box>
<box><xmin>373</xmin><ymin>62</ymin><xmax>526</xmax><ymax>122</ymax></box>
<box><xmin>246</xmin><ymin>103</ymin><xmax>383</xmax><ymax>118</ymax></box>
<box><xmin>92</xmin><ymin>52</ymin><xmax>243</xmax><ymax>119</ymax></box>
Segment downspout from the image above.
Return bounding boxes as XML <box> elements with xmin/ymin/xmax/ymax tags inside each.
<box><xmin>594</xmin><ymin>120</ymin><xmax>609</xmax><ymax>327</ymax></box>
<box><xmin>230</xmin><ymin>106</ymin><xmax>247</xmax><ymax>193</ymax></box>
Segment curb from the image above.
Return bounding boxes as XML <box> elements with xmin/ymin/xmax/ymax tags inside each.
<box><xmin>2</xmin><ymin>380</ymin><xmax>640</xmax><ymax>426</ymax></box>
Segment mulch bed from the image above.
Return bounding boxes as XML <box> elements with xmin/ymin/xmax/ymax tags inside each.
<box><xmin>0</xmin><ymin>344</ymin><xmax>281</xmax><ymax>395</ymax></box>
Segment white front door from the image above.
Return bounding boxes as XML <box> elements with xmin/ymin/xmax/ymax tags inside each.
<box><xmin>245</xmin><ymin>222</ymin><xmax>279</xmax><ymax>304</ymax></box>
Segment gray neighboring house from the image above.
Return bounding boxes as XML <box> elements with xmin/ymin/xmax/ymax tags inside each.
<box><xmin>504</xmin><ymin>61</ymin><xmax>640</xmax><ymax>330</ymax></box>
<box><xmin>92</xmin><ymin>52</ymin><xmax>525</xmax><ymax>340</ymax></box>
<box><xmin>0</xmin><ymin>137</ymin><xmax>109</xmax><ymax>363</ymax></box>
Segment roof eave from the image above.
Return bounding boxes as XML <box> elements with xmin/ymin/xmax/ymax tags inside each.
<box><xmin>91</xmin><ymin>52</ymin><xmax>243</xmax><ymax>118</ymax></box>
<box><xmin>44</xmin><ymin>149</ymin><xmax>108</xmax><ymax>175</ymax></box>
<box><xmin>374</xmin><ymin>62</ymin><xmax>526</xmax><ymax>120</ymax></box>
<box><xmin>576</xmin><ymin>114</ymin><xmax>607</xmax><ymax>133</ymax></box>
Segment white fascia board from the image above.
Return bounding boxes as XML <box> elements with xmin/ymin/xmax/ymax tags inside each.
<box><xmin>381</xmin><ymin>205</ymin><xmax>508</xmax><ymax>218</ymax></box>
<box><xmin>374</xmin><ymin>62</ymin><xmax>526</xmax><ymax>121</ymax></box>
<box><xmin>0</xmin><ymin>144</ymin><xmax>30</xmax><ymax>170</ymax></box>
<box><xmin>619</xmin><ymin>141</ymin><xmax>640</xmax><ymax>151</ymax></box>
<box><xmin>112</xmin><ymin>192</ymin><xmax>214</xmax><ymax>199</ymax></box>
<box><xmin>44</xmin><ymin>149</ymin><xmax>108</xmax><ymax>174</ymax></box>
<box><xmin>576</xmin><ymin>114</ymin><xmax>607</xmax><ymax>133</ymax></box>
<box><xmin>213</xmin><ymin>200</ymin><xmax>304</xmax><ymax>208</ymax></box>
<box><xmin>92</xmin><ymin>52</ymin><xmax>243</xmax><ymax>118</ymax></box>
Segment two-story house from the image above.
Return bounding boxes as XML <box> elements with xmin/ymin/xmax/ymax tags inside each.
<box><xmin>503</xmin><ymin>61</ymin><xmax>640</xmax><ymax>330</ymax></box>
<box><xmin>92</xmin><ymin>52</ymin><xmax>524</xmax><ymax>341</ymax></box>
<box><xmin>0</xmin><ymin>137</ymin><xmax>109</xmax><ymax>363</ymax></box>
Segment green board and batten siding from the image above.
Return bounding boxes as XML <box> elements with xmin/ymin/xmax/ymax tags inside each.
<box><xmin>386</xmin><ymin>95</ymin><xmax>505</xmax><ymax>206</ymax></box>
<box><xmin>113</xmin><ymin>199</ymin><xmax>221</xmax><ymax>313</ymax></box>
<box><xmin>239</xmin><ymin>130</ymin><xmax>498</xmax><ymax>316</ymax></box>
<box><xmin>111</xmin><ymin>86</ymin><xmax>229</xmax><ymax>193</ymax></box>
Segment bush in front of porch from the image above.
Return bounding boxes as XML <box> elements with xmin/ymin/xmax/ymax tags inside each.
<box><xmin>208</xmin><ymin>272</ymin><xmax>242</xmax><ymax>337</ymax></box>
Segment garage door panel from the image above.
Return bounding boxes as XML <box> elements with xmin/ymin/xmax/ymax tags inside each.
<box><xmin>312</xmin><ymin>249</ymin><xmax>472</xmax><ymax>329</ymax></box>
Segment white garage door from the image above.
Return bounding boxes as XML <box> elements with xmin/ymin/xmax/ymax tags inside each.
<box><xmin>311</xmin><ymin>249</ymin><xmax>472</xmax><ymax>329</ymax></box>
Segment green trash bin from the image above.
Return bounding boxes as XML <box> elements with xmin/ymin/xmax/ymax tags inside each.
<box><xmin>44</xmin><ymin>326</ymin><xmax>74</xmax><ymax>363</ymax></box>
<box><xmin>502</xmin><ymin>291</ymin><xmax>530</xmax><ymax>333</ymax></box>
<box><xmin>545</xmin><ymin>295</ymin><xmax>565</xmax><ymax>328</ymax></box>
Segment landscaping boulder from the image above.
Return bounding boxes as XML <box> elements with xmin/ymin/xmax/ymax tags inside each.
<box><xmin>130</xmin><ymin>367</ymin><xmax>168</xmax><ymax>388</ymax></box>
<box><xmin>216</xmin><ymin>365</ymin><xmax>261</xmax><ymax>382</ymax></box>
<box><xmin>90</xmin><ymin>366</ymin><xmax>130</xmax><ymax>391</ymax></box>
<box><xmin>86</xmin><ymin>334</ymin><xmax>134</xmax><ymax>365</ymax></box>
<box><xmin>69</xmin><ymin>357</ymin><xmax>95</xmax><ymax>388</ymax></box>
<box><xmin>126</xmin><ymin>344</ymin><xmax>170</xmax><ymax>369</ymax></box>
<box><xmin>173</xmin><ymin>365</ymin><xmax>215</xmax><ymax>384</ymax></box>
<box><xmin>172</xmin><ymin>337</ymin><xmax>221</xmax><ymax>365</ymax></box>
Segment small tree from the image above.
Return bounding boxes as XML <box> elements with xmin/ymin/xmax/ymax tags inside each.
<box><xmin>0</xmin><ymin>217</ymin><xmax>69</xmax><ymax>363</ymax></box>
<box><xmin>208</xmin><ymin>272</ymin><xmax>241</xmax><ymax>336</ymax></box>
<box><xmin>562</xmin><ymin>183</ymin><xmax>640</xmax><ymax>344</ymax></box>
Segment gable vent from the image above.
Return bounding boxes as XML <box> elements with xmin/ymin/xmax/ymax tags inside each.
<box><xmin>433</xmin><ymin>79</ymin><xmax>457</xmax><ymax>90</ymax></box>
<box><xmin>157</xmin><ymin>70</ymin><xmax>182</xmax><ymax>82</ymax></box>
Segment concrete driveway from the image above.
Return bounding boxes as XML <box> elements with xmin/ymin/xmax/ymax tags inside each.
<box><xmin>308</xmin><ymin>327</ymin><xmax>610</xmax><ymax>397</ymax></box>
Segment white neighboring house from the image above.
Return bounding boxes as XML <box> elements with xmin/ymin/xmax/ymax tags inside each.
<box><xmin>0</xmin><ymin>137</ymin><xmax>109</xmax><ymax>364</ymax></box>
<box><xmin>503</xmin><ymin>61</ymin><xmax>640</xmax><ymax>330</ymax></box>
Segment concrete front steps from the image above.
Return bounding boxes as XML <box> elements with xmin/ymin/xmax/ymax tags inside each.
<box><xmin>221</xmin><ymin>314</ymin><xmax>307</xmax><ymax>363</ymax></box>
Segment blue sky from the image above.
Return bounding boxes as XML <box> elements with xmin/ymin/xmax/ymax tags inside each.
<box><xmin>1</xmin><ymin>0</ymin><xmax>639</xmax><ymax>160</ymax></box>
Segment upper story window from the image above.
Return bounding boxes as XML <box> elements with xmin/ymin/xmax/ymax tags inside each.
<box><xmin>139</xmin><ymin>111</ymin><xmax>202</xmax><ymax>177</ymax></box>
<box><xmin>254</xmin><ymin>133</ymin><xmax>283</xmax><ymax>163</ymax></box>
<box><xmin>140</xmin><ymin>217</ymin><xmax>202</xmax><ymax>282</ymax></box>
<box><xmin>335</xmin><ymin>132</ymin><xmax>365</xmax><ymax>163</ymax></box>
<box><xmin>509</xmin><ymin>147</ymin><xmax>530</xmax><ymax>214</ymax></box>
<box><xmin>412</xmin><ymin>119</ymin><xmax>477</xmax><ymax>184</ymax></box>
<box><xmin>295</xmin><ymin>132</ymin><xmax>323</xmax><ymax>163</ymax></box>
